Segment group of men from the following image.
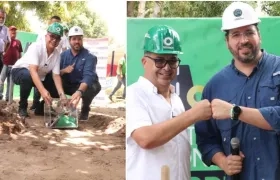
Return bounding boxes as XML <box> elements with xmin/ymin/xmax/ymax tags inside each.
<box><xmin>0</xmin><ymin>12</ymin><xmax>101</xmax><ymax>121</ymax></box>
<box><xmin>127</xmin><ymin>2</ymin><xmax>280</xmax><ymax>180</ymax></box>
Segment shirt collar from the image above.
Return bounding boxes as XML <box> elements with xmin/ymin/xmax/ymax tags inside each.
<box><xmin>138</xmin><ymin>76</ymin><xmax>175</xmax><ymax>94</ymax></box>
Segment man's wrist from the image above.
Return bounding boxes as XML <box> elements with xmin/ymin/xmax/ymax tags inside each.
<box><xmin>76</xmin><ymin>89</ymin><xmax>84</xmax><ymax>96</ymax></box>
<box><xmin>59</xmin><ymin>92</ymin><xmax>65</xmax><ymax>96</ymax></box>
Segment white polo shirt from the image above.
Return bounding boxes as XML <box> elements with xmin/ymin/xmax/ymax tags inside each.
<box><xmin>12</xmin><ymin>41</ymin><xmax>60</xmax><ymax>81</ymax></box>
<box><xmin>126</xmin><ymin>76</ymin><xmax>191</xmax><ymax>180</ymax></box>
<box><xmin>36</xmin><ymin>31</ymin><xmax>67</xmax><ymax>53</ymax></box>
<box><xmin>0</xmin><ymin>25</ymin><xmax>10</xmax><ymax>53</ymax></box>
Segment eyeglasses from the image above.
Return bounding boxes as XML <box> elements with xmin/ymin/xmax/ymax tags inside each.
<box><xmin>229</xmin><ymin>30</ymin><xmax>256</xmax><ymax>41</ymax></box>
<box><xmin>48</xmin><ymin>33</ymin><xmax>61</xmax><ymax>41</ymax></box>
<box><xmin>145</xmin><ymin>55</ymin><xmax>181</xmax><ymax>69</ymax></box>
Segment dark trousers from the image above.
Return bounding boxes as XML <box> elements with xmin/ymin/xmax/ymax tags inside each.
<box><xmin>32</xmin><ymin>87</ymin><xmax>41</xmax><ymax>105</ymax></box>
<box><xmin>11</xmin><ymin>68</ymin><xmax>58</xmax><ymax>109</ymax></box>
<box><xmin>110</xmin><ymin>75</ymin><xmax>126</xmax><ymax>98</ymax></box>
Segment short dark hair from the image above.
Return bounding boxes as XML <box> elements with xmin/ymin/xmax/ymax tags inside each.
<box><xmin>50</xmin><ymin>15</ymin><xmax>61</xmax><ymax>21</ymax></box>
<box><xmin>225</xmin><ymin>23</ymin><xmax>259</xmax><ymax>37</ymax></box>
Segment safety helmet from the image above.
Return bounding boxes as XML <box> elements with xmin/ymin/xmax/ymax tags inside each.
<box><xmin>62</xmin><ymin>24</ymin><xmax>69</xmax><ymax>32</ymax></box>
<box><xmin>68</xmin><ymin>26</ymin><xmax>84</xmax><ymax>36</ymax></box>
<box><xmin>143</xmin><ymin>25</ymin><xmax>183</xmax><ymax>55</ymax></box>
<box><xmin>47</xmin><ymin>22</ymin><xmax>63</xmax><ymax>36</ymax></box>
<box><xmin>221</xmin><ymin>2</ymin><xmax>261</xmax><ymax>31</ymax></box>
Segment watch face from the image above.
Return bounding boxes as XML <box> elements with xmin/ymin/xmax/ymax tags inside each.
<box><xmin>233</xmin><ymin>106</ymin><xmax>241</xmax><ymax>114</ymax></box>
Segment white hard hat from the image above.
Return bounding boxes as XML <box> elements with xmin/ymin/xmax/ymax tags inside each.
<box><xmin>68</xmin><ymin>26</ymin><xmax>84</xmax><ymax>36</ymax></box>
<box><xmin>221</xmin><ymin>2</ymin><xmax>261</xmax><ymax>31</ymax></box>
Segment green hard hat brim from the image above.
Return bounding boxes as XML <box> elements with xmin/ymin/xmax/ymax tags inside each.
<box><xmin>47</xmin><ymin>31</ymin><xmax>63</xmax><ymax>37</ymax></box>
<box><xmin>145</xmin><ymin>50</ymin><xmax>183</xmax><ymax>55</ymax></box>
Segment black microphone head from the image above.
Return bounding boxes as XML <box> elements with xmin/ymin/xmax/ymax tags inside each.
<box><xmin>230</xmin><ymin>137</ymin><xmax>240</xmax><ymax>149</ymax></box>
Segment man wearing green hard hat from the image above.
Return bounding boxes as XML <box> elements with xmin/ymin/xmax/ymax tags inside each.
<box><xmin>11</xmin><ymin>22</ymin><xmax>67</xmax><ymax>117</ymax></box>
<box><xmin>126</xmin><ymin>25</ymin><xmax>212</xmax><ymax>180</ymax></box>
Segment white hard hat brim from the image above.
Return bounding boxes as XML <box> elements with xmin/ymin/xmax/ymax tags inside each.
<box><xmin>69</xmin><ymin>33</ymin><xmax>84</xmax><ymax>36</ymax></box>
<box><xmin>221</xmin><ymin>19</ymin><xmax>261</xmax><ymax>31</ymax></box>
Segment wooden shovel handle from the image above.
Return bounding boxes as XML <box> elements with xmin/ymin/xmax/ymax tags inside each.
<box><xmin>161</xmin><ymin>165</ymin><xmax>170</xmax><ymax>180</ymax></box>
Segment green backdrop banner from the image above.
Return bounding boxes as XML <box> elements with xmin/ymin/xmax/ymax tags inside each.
<box><xmin>17</xmin><ymin>31</ymin><xmax>38</xmax><ymax>53</ymax></box>
<box><xmin>127</xmin><ymin>17</ymin><xmax>280</xmax><ymax>179</ymax></box>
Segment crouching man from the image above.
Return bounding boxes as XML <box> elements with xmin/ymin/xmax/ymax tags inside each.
<box><xmin>11</xmin><ymin>22</ymin><xmax>66</xmax><ymax>117</ymax></box>
<box><xmin>60</xmin><ymin>26</ymin><xmax>101</xmax><ymax>121</ymax></box>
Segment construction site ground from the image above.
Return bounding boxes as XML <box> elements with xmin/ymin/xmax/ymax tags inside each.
<box><xmin>0</xmin><ymin>97</ymin><xmax>125</xmax><ymax>180</ymax></box>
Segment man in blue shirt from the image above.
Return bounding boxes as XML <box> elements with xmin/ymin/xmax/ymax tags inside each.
<box><xmin>59</xmin><ymin>26</ymin><xmax>101</xmax><ymax>121</ymax></box>
<box><xmin>195</xmin><ymin>2</ymin><xmax>280</xmax><ymax>180</ymax></box>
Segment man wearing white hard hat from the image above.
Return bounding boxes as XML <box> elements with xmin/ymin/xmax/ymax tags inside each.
<box><xmin>195</xmin><ymin>2</ymin><xmax>280</xmax><ymax>180</ymax></box>
<box><xmin>59</xmin><ymin>26</ymin><xmax>101</xmax><ymax>121</ymax></box>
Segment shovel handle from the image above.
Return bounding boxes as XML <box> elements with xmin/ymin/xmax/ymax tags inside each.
<box><xmin>161</xmin><ymin>165</ymin><xmax>170</xmax><ymax>180</ymax></box>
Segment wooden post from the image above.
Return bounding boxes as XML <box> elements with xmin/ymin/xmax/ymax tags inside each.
<box><xmin>161</xmin><ymin>165</ymin><xmax>170</xmax><ymax>180</ymax></box>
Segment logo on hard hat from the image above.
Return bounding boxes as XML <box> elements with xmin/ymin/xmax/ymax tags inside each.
<box><xmin>233</xmin><ymin>9</ymin><xmax>242</xmax><ymax>17</ymax></box>
<box><xmin>56</xmin><ymin>27</ymin><xmax>61</xmax><ymax>32</ymax></box>
<box><xmin>75</xmin><ymin>28</ymin><xmax>79</xmax><ymax>32</ymax></box>
<box><xmin>144</xmin><ymin>33</ymin><xmax>150</xmax><ymax>38</ymax></box>
<box><xmin>163</xmin><ymin>37</ymin><xmax>174</xmax><ymax>49</ymax></box>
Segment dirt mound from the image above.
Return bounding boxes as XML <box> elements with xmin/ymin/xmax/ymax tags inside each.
<box><xmin>0</xmin><ymin>101</ymin><xmax>27</xmax><ymax>135</ymax></box>
<box><xmin>0</xmin><ymin>99</ymin><xmax>126</xmax><ymax>180</ymax></box>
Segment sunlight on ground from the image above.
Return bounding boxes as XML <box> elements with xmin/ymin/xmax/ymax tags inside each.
<box><xmin>75</xmin><ymin>169</ymin><xmax>89</xmax><ymax>174</ymax></box>
<box><xmin>20</xmin><ymin>132</ymin><xmax>39</xmax><ymax>139</ymax></box>
<box><xmin>64</xmin><ymin>130</ymin><xmax>95</xmax><ymax>138</ymax></box>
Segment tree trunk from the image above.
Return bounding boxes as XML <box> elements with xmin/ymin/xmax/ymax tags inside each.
<box><xmin>127</xmin><ymin>1</ymin><xmax>135</xmax><ymax>17</ymax></box>
<box><xmin>137</xmin><ymin>1</ymin><xmax>146</xmax><ymax>17</ymax></box>
<box><xmin>151</xmin><ymin>1</ymin><xmax>161</xmax><ymax>17</ymax></box>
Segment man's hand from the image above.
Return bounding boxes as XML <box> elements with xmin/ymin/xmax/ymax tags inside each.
<box><xmin>41</xmin><ymin>89</ymin><xmax>52</xmax><ymax>105</ymax></box>
<box><xmin>62</xmin><ymin>63</ymin><xmax>75</xmax><ymax>74</ymax></box>
<box><xmin>211</xmin><ymin>99</ymin><xmax>233</xmax><ymax>120</ymax></box>
<box><xmin>191</xmin><ymin>99</ymin><xmax>212</xmax><ymax>121</ymax></box>
<box><xmin>69</xmin><ymin>91</ymin><xmax>82</xmax><ymax>108</ymax></box>
<box><xmin>117</xmin><ymin>74</ymin><xmax>123</xmax><ymax>80</ymax></box>
<box><xmin>221</xmin><ymin>152</ymin><xmax>245</xmax><ymax>176</ymax></box>
<box><xmin>59</xmin><ymin>93</ymin><xmax>68</xmax><ymax>107</ymax></box>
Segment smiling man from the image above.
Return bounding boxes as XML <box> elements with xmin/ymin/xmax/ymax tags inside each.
<box><xmin>195</xmin><ymin>2</ymin><xmax>280</xmax><ymax>180</ymax></box>
<box><xmin>126</xmin><ymin>25</ymin><xmax>212</xmax><ymax>180</ymax></box>
<box><xmin>11</xmin><ymin>22</ymin><xmax>66</xmax><ymax>117</ymax></box>
<box><xmin>59</xmin><ymin>26</ymin><xmax>101</xmax><ymax>121</ymax></box>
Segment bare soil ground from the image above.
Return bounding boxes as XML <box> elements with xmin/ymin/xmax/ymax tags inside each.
<box><xmin>0</xmin><ymin>99</ymin><xmax>125</xmax><ymax>180</ymax></box>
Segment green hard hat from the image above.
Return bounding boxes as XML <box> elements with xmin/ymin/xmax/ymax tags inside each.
<box><xmin>47</xmin><ymin>22</ymin><xmax>63</xmax><ymax>36</ymax></box>
<box><xmin>143</xmin><ymin>25</ymin><xmax>183</xmax><ymax>55</ymax></box>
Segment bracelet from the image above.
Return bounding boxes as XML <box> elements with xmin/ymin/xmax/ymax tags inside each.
<box><xmin>230</xmin><ymin>104</ymin><xmax>235</xmax><ymax>120</ymax></box>
<box><xmin>76</xmin><ymin>90</ymin><xmax>83</xmax><ymax>96</ymax></box>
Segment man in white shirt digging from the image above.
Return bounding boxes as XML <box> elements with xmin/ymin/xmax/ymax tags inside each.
<box><xmin>12</xmin><ymin>22</ymin><xmax>67</xmax><ymax>117</ymax></box>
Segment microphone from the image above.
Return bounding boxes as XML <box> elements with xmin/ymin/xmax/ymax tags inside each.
<box><xmin>230</xmin><ymin>137</ymin><xmax>240</xmax><ymax>180</ymax></box>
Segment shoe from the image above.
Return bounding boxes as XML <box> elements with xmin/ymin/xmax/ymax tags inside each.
<box><xmin>29</xmin><ymin>104</ymin><xmax>36</xmax><ymax>111</ymax></box>
<box><xmin>29</xmin><ymin>101</ymin><xmax>39</xmax><ymax>111</ymax></box>
<box><xmin>18</xmin><ymin>108</ymin><xmax>29</xmax><ymax>118</ymax></box>
<box><xmin>79</xmin><ymin>111</ymin><xmax>89</xmax><ymax>121</ymax></box>
<box><xmin>108</xmin><ymin>95</ymin><xmax>113</xmax><ymax>102</ymax></box>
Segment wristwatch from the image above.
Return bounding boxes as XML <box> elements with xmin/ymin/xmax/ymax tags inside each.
<box><xmin>76</xmin><ymin>89</ymin><xmax>84</xmax><ymax>96</ymax></box>
<box><xmin>231</xmin><ymin>104</ymin><xmax>242</xmax><ymax>120</ymax></box>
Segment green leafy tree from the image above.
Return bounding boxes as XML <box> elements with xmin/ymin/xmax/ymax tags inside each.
<box><xmin>0</xmin><ymin>1</ymin><xmax>107</xmax><ymax>38</ymax></box>
<box><xmin>127</xmin><ymin>1</ymin><xmax>258</xmax><ymax>18</ymax></box>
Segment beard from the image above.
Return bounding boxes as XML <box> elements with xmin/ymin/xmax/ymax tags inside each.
<box><xmin>229</xmin><ymin>42</ymin><xmax>260</xmax><ymax>64</ymax></box>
